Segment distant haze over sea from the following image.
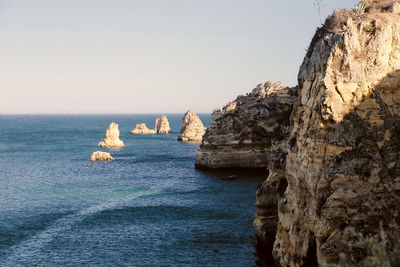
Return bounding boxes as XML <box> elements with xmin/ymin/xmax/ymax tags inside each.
<box><xmin>0</xmin><ymin>0</ymin><xmax>359</xmax><ymax>114</ymax></box>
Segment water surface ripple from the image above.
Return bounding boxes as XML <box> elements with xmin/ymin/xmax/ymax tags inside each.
<box><xmin>0</xmin><ymin>114</ymin><xmax>263</xmax><ymax>266</ymax></box>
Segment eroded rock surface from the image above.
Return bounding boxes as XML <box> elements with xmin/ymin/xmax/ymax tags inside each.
<box><xmin>91</xmin><ymin>151</ymin><xmax>114</xmax><ymax>161</ymax></box>
<box><xmin>255</xmin><ymin>3</ymin><xmax>400</xmax><ymax>266</ymax></box>
<box><xmin>98</xmin><ymin>122</ymin><xmax>125</xmax><ymax>148</ymax></box>
<box><xmin>130</xmin><ymin>123</ymin><xmax>156</xmax><ymax>134</ymax></box>
<box><xmin>177</xmin><ymin>110</ymin><xmax>205</xmax><ymax>142</ymax></box>
<box><xmin>254</xmin><ymin>147</ymin><xmax>289</xmax><ymax>267</ymax></box>
<box><xmin>154</xmin><ymin>115</ymin><xmax>172</xmax><ymax>134</ymax></box>
<box><xmin>195</xmin><ymin>82</ymin><xmax>297</xmax><ymax>169</ymax></box>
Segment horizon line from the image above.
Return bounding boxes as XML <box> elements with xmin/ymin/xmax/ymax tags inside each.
<box><xmin>0</xmin><ymin>112</ymin><xmax>212</xmax><ymax>115</ymax></box>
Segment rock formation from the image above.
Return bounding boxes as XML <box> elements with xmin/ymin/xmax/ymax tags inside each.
<box><xmin>177</xmin><ymin>110</ymin><xmax>205</xmax><ymax>142</ymax></box>
<box><xmin>255</xmin><ymin>2</ymin><xmax>400</xmax><ymax>266</ymax></box>
<box><xmin>130</xmin><ymin>123</ymin><xmax>156</xmax><ymax>134</ymax></box>
<box><xmin>98</xmin><ymin>122</ymin><xmax>125</xmax><ymax>148</ymax></box>
<box><xmin>154</xmin><ymin>115</ymin><xmax>172</xmax><ymax>134</ymax></box>
<box><xmin>195</xmin><ymin>82</ymin><xmax>297</xmax><ymax>169</ymax></box>
<box><xmin>91</xmin><ymin>151</ymin><xmax>114</xmax><ymax>161</ymax></box>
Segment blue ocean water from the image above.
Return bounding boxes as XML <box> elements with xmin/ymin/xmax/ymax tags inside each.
<box><xmin>0</xmin><ymin>114</ymin><xmax>264</xmax><ymax>266</ymax></box>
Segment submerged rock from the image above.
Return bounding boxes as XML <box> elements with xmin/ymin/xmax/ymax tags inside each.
<box><xmin>195</xmin><ymin>82</ymin><xmax>297</xmax><ymax>169</ymax></box>
<box><xmin>130</xmin><ymin>123</ymin><xmax>156</xmax><ymax>134</ymax></box>
<box><xmin>91</xmin><ymin>151</ymin><xmax>114</xmax><ymax>161</ymax></box>
<box><xmin>177</xmin><ymin>110</ymin><xmax>205</xmax><ymax>142</ymax></box>
<box><xmin>154</xmin><ymin>115</ymin><xmax>172</xmax><ymax>134</ymax></box>
<box><xmin>98</xmin><ymin>122</ymin><xmax>125</xmax><ymax>148</ymax></box>
<box><xmin>255</xmin><ymin>3</ymin><xmax>400</xmax><ymax>266</ymax></box>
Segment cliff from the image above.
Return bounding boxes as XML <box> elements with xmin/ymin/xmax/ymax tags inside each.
<box><xmin>130</xmin><ymin>123</ymin><xmax>156</xmax><ymax>134</ymax></box>
<box><xmin>177</xmin><ymin>110</ymin><xmax>205</xmax><ymax>142</ymax></box>
<box><xmin>195</xmin><ymin>82</ymin><xmax>297</xmax><ymax>169</ymax></box>
<box><xmin>98</xmin><ymin>122</ymin><xmax>125</xmax><ymax>148</ymax></box>
<box><xmin>154</xmin><ymin>115</ymin><xmax>172</xmax><ymax>134</ymax></box>
<box><xmin>255</xmin><ymin>2</ymin><xmax>400</xmax><ymax>266</ymax></box>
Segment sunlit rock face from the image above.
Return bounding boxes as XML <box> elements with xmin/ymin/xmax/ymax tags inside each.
<box><xmin>177</xmin><ymin>110</ymin><xmax>205</xmax><ymax>142</ymax></box>
<box><xmin>90</xmin><ymin>151</ymin><xmax>114</xmax><ymax>161</ymax></box>
<box><xmin>98</xmin><ymin>122</ymin><xmax>125</xmax><ymax>148</ymax></box>
<box><xmin>195</xmin><ymin>82</ymin><xmax>297</xmax><ymax>169</ymax></box>
<box><xmin>130</xmin><ymin>123</ymin><xmax>156</xmax><ymax>134</ymax></box>
<box><xmin>255</xmin><ymin>3</ymin><xmax>400</xmax><ymax>266</ymax></box>
<box><xmin>154</xmin><ymin>115</ymin><xmax>172</xmax><ymax>134</ymax></box>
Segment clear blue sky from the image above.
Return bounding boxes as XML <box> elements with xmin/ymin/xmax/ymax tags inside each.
<box><xmin>0</xmin><ymin>0</ymin><xmax>359</xmax><ymax>114</ymax></box>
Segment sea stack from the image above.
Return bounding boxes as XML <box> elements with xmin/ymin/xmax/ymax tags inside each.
<box><xmin>255</xmin><ymin>2</ymin><xmax>400</xmax><ymax>266</ymax></box>
<box><xmin>195</xmin><ymin>82</ymin><xmax>297</xmax><ymax>169</ymax></box>
<box><xmin>91</xmin><ymin>151</ymin><xmax>114</xmax><ymax>161</ymax></box>
<box><xmin>154</xmin><ymin>115</ymin><xmax>172</xmax><ymax>134</ymax></box>
<box><xmin>177</xmin><ymin>110</ymin><xmax>205</xmax><ymax>142</ymax></box>
<box><xmin>98</xmin><ymin>122</ymin><xmax>125</xmax><ymax>148</ymax></box>
<box><xmin>130</xmin><ymin>123</ymin><xmax>156</xmax><ymax>134</ymax></box>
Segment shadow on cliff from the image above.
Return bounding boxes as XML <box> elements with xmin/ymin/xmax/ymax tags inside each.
<box><xmin>310</xmin><ymin>70</ymin><xmax>400</xmax><ymax>265</ymax></box>
<box><xmin>197</xmin><ymin>168</ymin><xmax>267</xmax><ymax>180</ymax></box>
<box><xmin>256</xmin><ymin>69</ymin><xmax>400</xmax><ymax>266</ymax></box>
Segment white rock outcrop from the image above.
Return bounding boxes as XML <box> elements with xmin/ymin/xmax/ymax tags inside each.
<box><xmin>130</xmin><ymin>123</ymin><xmax>156</xmax><ymax>134</ymax></box>
<box><xmin>154</xmin><ymin>115</ymin><xmax>172</xmax><ymax>134</ymax></box>
<box><xmin>91</xmin><ymin>151</ymin><xmax>114</xmax><ymax>161</ymax></box>
<box><xmin>98</xmin><ymin>122</ymin><xmax>125</xmax><ymax>148</ymax></box>
<box><xmin>177</xmin><ymin>110</ymin><xmax>205</xmax><ymax>142</ymax></box>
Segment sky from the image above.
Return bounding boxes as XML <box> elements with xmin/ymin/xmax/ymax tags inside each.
<box><xmin>0</xmin><ymin>0</ymin><xmax>359</xmax><ymax>114</ymax></box>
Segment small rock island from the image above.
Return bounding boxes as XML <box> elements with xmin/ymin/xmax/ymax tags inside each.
<box><xmin>154</xmin><ymin>115</ymin><xmax>172</xmax><ymax>134</ymax></box>
<box><xmin>98</xmin><ymin>122</ymin><xmax>125</xmax><ymax>148</ymax></box>
<box><xmin>130</xmin><ymin>115</ymin><xmax>172</xmax><ymax>135</ymax></box>
<box><xmin>177</xmin><ymin>110</ymin><xmax>205</xmax><ymax>142</ymax></box>
<box><xmin>91</xmin><ymin>151</ymin><xmax>114</xmax><ymax>161</ymax></box>
<box><xmin>130</xmin><ymin>123</ymin><xmax>156</xmax><ymax>134</ymax></box>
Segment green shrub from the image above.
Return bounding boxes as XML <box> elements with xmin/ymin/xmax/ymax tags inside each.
<box><xmin>363</xmin><ymin>23</ymin><xmax>376</xmax><ymax>34</ymax></box>
<box><xmin>354</xmin><ymin>0</ymin><xmax>381</xmax><ymax>14</ymax></box>
<box><xmin>355</xmin><ymin>3</ymin><xmax>367</xmax><ymax>15</ymax></box>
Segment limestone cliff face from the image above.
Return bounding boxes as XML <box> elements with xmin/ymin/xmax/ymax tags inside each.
<box><xmin>177</xmin><ymin>110</ymin><xmax>205</xmax><ymax>142</ymax></box>
<box><xmin>255</xmin><ymin>3</ymin><xmax>400</xmax><ymax>266</ymax></box>
<box><xmin>98</xmin><ymin>122</ymin><xmax>125</xmax><ymax>148</ymax></box>
<box><xmin>154</xmin><ymin>115</ymin><xmax>172</xmax><ymax>134</ymax></box>
<box><xmin>130</xmin><ymin>123</ymin><xmax>156</xmax><ymax>134</ymax></box>
<box><xmin>195</xmin><ymin>82</ymin><xmax>297</xmax><ymax>169</ymax></box>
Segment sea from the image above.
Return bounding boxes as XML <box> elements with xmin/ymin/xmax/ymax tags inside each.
<box><xmin>0</xmin><ymin>114</ymin><xmax>265</xmax><ymax>266</ymax></box>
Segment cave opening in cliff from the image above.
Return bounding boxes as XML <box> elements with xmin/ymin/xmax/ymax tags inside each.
<box><xmin>255</xmin><ymin>234</ymin><xmax>278</xmax><ymax>267</ymax></box>
<box><xmin>302</xmin><ymin>234</ymin><xmax>318</xmax><ymax>267</ymax></box>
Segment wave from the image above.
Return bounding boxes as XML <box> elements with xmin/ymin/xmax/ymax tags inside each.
<box><xmin>81</xmin><ymin>204</ymin><xmax>235</xmax><ymax>224</ymax></box>
<box><xmin>0</xmin><ymin>188</ymin><xmax>159</xmax><ymax>266</ymax></box>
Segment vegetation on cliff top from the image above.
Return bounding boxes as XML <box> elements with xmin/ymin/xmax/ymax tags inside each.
<box><xmin>307</xmin><ymin>0</ymin><xmax>398</xmax><ymax>58</ymax></box>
